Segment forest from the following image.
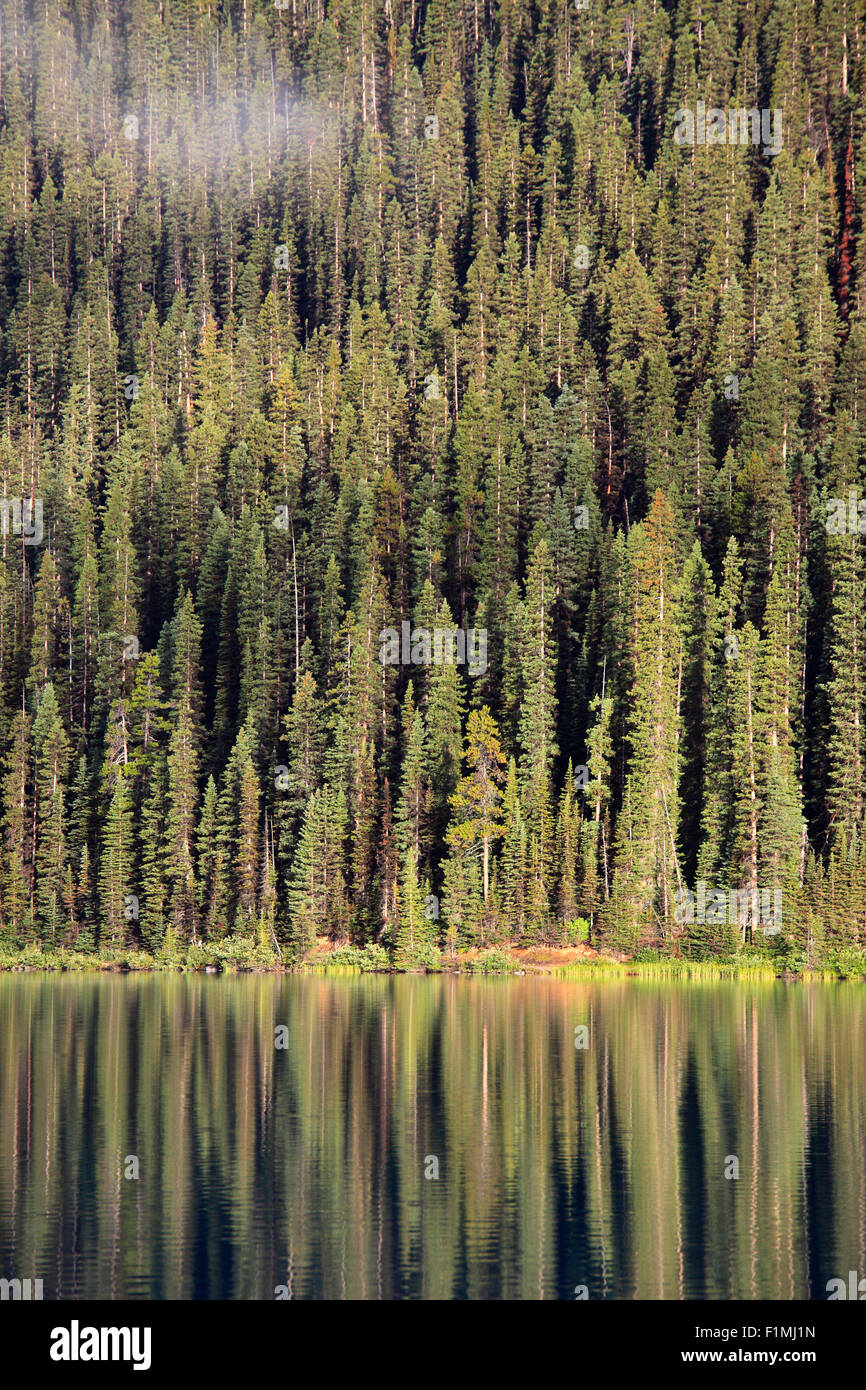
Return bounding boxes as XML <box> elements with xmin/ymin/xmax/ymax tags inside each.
<box><xmin>0</xmin><ymin>0</ymin><xmax>863</xmax><ymax>969</ymax></box>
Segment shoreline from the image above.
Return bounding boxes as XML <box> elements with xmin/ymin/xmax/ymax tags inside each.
<box><xmin>1</xmin><ymin>942</ymin><xmax>864</xmax><ymax>982</ymax></box>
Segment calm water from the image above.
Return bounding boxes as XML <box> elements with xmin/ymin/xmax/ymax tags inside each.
<box><xmin>0</xmin><ymin>974</ymin><xmax>863</xmax><ymax>1300</ymax></box>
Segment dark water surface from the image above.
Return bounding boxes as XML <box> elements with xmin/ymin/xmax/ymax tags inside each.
<box><xmin>0</xmin><ymin>973</ymin><xmax>863</xmax><ymax>1299</ymax></box>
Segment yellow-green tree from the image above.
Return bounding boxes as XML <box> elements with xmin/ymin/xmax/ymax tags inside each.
<box><xmin>446</xmin><ymin>706</ymin><xmax>506</xmax><ymax>904</ymax></box>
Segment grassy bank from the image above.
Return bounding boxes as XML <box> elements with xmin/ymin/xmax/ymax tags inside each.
<box><xmin>1</xmin><ymin>939</ymin><xmax>864</xmax><ymax>981</ymax></box>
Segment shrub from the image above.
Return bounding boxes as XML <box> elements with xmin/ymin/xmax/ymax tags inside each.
<box><xmin>393</xmin><ymin>939</ymin><xmax>442</xmax><ymax>971</ymax></box>
<box><xmin>823</xmin><ymin>946</ymin><xmax>866</xmax><ymax>980</ymax></box>
<box><xmin>466</xmin><ymin>948</ymin><xmax>515</xmax><ymax>974</ymax></box>
<box><xmin>322</xmin><ymin>943</ymin><xmax>390</xmax><ymax>972</ymax></box>
<box><xmin>563</xmin><ymin>917</ymin><xmax>591</xmax><ymax>946</ymax></box>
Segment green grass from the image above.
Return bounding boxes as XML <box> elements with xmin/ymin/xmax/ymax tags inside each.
<box><xmin>550</xmin><ymin>954</ymin><xmax>866</xmax><ymax>981</ymax></box>
<box><xmin>552</xmin><ymin>959</ymin><xmax>779</xmax><ymax>980</ymax></box>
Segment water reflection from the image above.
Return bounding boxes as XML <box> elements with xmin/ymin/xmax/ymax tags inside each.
<box><xmin>0</xmin><ymin>974</ymin><xmax>863</xmax><ymax>1299</ymax></box>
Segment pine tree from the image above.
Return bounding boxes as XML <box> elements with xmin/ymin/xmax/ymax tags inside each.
<box><xmin>395</xmin><ymin>683</ymin><xmax>432</xmax><ymax>869</ymax></box>
<box><xmin>610</xmin><ymin>493</ymin><xmax>683</xmax><ymax>944</ymax></box>
<box><xmin>446</xmin><ymin>706</ymin><xmax>506</xmax><ymax>910</ymax></box>
<box><xmin>555</xmin><ymin>771</ymin><xmax>579</xmax><ymax>932</ymax></box>
<box><xmin>394</xmin><ymin>846</ymin><xmax>438</xmax><ymax>968</ymax></box>
<box><xmin>679</xmin><ymin>542</ymin><xmax>715</xmax><ymax>882</ymax></box>
<box><xmin>581</xmin><ymin>688</ymin><xmax>614</xmax><ymax>937</ymax></box>
<box><xmin>518</xmin><ymin>537</ymin><xmax>558</xmax><ymax>903</ymax></box>
<box><xmin>822</xmin><ymin>454</ymin><xmax>865</xmax><ymax>851</ymax></box>
<box><xmin>1</xmin><ymin>713</ymin><xmax>33</xmax><ymax>943</ymax></box>
<box><xmin>32</xmin><ymin>684</ymin><xmax>70</xmax><ymax>944</ymax></box>
<box><xmin>499</xmin><ymin>757</ymin><xmax>527</xmax><ymax>942</ymax></box>
<box><xmin>99</xmin><ymin>776</ymin><xmax>134</xmax><ymax>951</ymax></box>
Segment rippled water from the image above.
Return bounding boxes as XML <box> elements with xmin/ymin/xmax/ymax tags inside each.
<box><xmin>0</xmin><ymin>973</ymin><xmax>863</xmax><ymax>1299</ymax></box>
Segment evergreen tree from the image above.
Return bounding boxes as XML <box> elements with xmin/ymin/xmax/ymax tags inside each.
<box><xmin>609</xmin><ymin>493</ymin><xmax>683</xmax><ymax>944</ymax></box>
<box><xmin>446</xmin><ymin>706</ymin><xmax>506</xmax><ymax>911</ymax></box>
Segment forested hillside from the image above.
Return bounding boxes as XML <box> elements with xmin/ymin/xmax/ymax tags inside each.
<box><xmin>0</xmin><ymin>0</ymin><xmax>863</xmax><ymax>966</ymax></box>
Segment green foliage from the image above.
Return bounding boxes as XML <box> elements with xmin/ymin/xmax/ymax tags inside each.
<box><xmin>314</xmin><ymin>943</ymin><xmax>391</xmax><ymax>973</ymax></box>
<box><xmin>0</xmin><ymin>1</ymin><xmax>859</xmax><ymax>971</ymax></box>
<box><xmin>563</xmin><ymin>918</ymin><xmax>591</xmax><ymax>947</ymax></box>
<box><xmin>465</xmin><ymin>949</ymin><xmax>516</xmax><ymax>974</ymax></box>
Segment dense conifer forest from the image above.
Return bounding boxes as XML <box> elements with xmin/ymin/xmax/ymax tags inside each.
<box><xmin>0</xmin><ymin>0</ymin><xmax>863</xmax><ymax>968</ymax></box>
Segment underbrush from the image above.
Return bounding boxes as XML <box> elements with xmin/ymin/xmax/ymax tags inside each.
<box><xmin>302</xmin><ymin>942</ymin><xmax>391</xmax><ymax>973</ymax></box>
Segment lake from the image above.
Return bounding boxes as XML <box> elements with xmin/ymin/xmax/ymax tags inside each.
<box><xmin>0</xmin><ymin>973</ymin><xmax>863</xmax><ymax>1300</ymax></box>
